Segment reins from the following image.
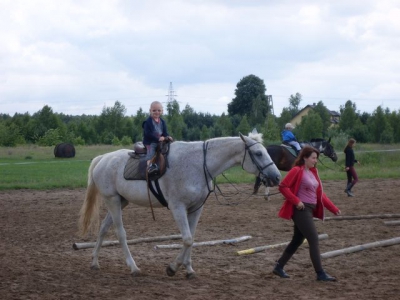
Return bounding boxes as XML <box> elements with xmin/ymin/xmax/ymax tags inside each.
<box><xmin>318</xmin><ymin>156</ymin><xmax>346</xmax><ymax>172</ymax></box>
<box><xmin>200</xmin><ymin>142</ymin><xmax>274</xmax><ymax>207</ymax></box>
<box><xmin>186</xmin><ymin>141</ymin><xmax>216</xmax><ymax>215</ymax></box>
<box><xmin>193</xmin><ymin>140</ymin><xmax>274</xmax><ymax>210</ymax></box>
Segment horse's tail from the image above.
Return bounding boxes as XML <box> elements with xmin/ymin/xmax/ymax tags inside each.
<box><xmin>78</xmin><ymin>155</ymin><xmax>103</xmax><ymax>237</ymax></box>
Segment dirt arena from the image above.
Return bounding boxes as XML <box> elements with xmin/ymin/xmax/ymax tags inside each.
<box><xmin>1</xmin><ymin>179</ymin><xmax>400</xmax><ymax>299</ymax></box>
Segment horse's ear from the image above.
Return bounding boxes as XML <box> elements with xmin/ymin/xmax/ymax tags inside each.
<box><xmin>239</xmin><ymin>132</ymin><xmax>246</xmax><ymax>142</ymax></box>
<box><xmin>251</xmin><ymin>128</ymin><xmax>258</xmax><ymax>135</ymax></box>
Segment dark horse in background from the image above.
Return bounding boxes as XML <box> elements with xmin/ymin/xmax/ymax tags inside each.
<box><xmin>253</xmin><ymin>138</ymin><xmax>338</xmax><ymax>199</ymax></box>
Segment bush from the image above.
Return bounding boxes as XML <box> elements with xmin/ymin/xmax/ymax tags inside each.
<box><xmin>331</xmin><ymin>131</ymin><xmax>348</xmax><ymax>151</ymax></box>
<box><xmin>112</xmin><ymin>136</ymin><xmax>121</xmax><ymax>146</ymax></box>
<box><xmin>73</xmin><ymin>136</ymin><xmax>86</xmax><ymax>146</ymax></box>
<box><xmin>37</xmin><ymin>129</ymin><xmax>62</xmax><ymax>146</ymax></box>
<box><xmin>120</xmin><ymin>136</ymin><xmax>132</xmax><ymax>146</ymax></box>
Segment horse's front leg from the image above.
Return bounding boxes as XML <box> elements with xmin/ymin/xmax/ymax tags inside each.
<box><xmin>253</xmin><ymin>176</ymin><xmax>262</xmax><ymax>194</ymax></box>
<box><xmin>264</xmin><ymin>186</ymin><xmax>270</xmax><ymax>201</ymax></box>
<box><xmin>167</xmin><ymin>206</ymin><xmax>203</xmax><ymax>279</ymax></box>
<box><xmin>182</xmin><ymin>206</ymin><xmax>203</xmax><ymax>278</ymax></box>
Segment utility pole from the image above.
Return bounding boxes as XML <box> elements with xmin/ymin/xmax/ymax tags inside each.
<box><xmin>166</xmin><ymin>82</ymin><xmax>177</xmax><ymax>103</ymax></box>
<box><xmin>267</xmin><ymin>95</ymin><xmax>274</xmax><ymax>115</ymax></box>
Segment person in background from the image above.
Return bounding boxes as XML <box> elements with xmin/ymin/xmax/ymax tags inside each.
<box><xmin>142</xmin><ymin>101</ymin><xmax>173</xmax><ymax>175</ymax></box>
<box><xmin>272</xmin><ymin>146</ymin><xmax>341</xmax><ymax>282</ymax></box>
<box><xmin>281</xmin><ymin>123</ymin><xmax>301</xmax><ymax>154</ymax></box>
<box><xmin>344</xmin><ymin>138</ymin><xmax>360</xmax><ymax>197</ymax></box>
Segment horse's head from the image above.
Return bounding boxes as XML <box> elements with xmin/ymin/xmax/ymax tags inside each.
<box><xmin>240</xmin><ymin>132</ymin><xmax>281</xmax><ymax>187</ymax></box>
<box><xmin>321</xmin><ymin>137</ymin><xmax>338</xmax><ymax>162</ymax></box>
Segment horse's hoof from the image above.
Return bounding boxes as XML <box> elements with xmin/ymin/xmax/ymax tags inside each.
<box><xmin>90</xmin><ymin>265</ymin><xmax>100</xmax><ymax>270</ymax></box>
<box><xmin>186</xmin><ymin>272</ymin><xmax>196</xmax><ymax>280</ymax></box>
<box><xmin>166</xmin><ymin>265</ymin><xmax>176</xmax><ymax>277</ymax></box>
<box><xmin>131</xmin><ymin>269</ymin><xmax>141</xmax><ymax>277</ymax></box>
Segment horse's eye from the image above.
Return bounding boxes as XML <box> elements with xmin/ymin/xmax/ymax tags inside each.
<box><xmin>255</xmin><ymin>151</ymin><xmax>262</xmax><ymax>157</ymax></box>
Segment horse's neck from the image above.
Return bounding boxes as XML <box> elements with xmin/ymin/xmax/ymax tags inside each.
<box><xmin>205</xmin><ymin>137</ymin><xmax>244</xmax><ymax>177</ymax></box>
<box><xmin>308</xmin><ymin>141</ymin><xmax>325</xmax><ymax>152</ymax></box>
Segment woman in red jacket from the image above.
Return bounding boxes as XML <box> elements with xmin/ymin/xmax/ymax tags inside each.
<box><xmin>272</xmin><ymin>146</ymin><xmax>341</xmax><ymax>282</ymax></box>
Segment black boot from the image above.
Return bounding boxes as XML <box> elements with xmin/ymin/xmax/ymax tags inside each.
<box><xmin>316</xmin><ymin>270</ymin><xmax>336</xmax><ymax>282</ymax></box>
<box><xmin>147</xmin><ymin>163</ymin><xmax>159</xmax><ymax>176</ymax></box>
<box><xmin>272</xmin><ymin>262</ymin><xmax>290</xmax><ymax>278</ymax></box>
<box><xmin>345</xmin><ymin>183</ymin><xmax>354</xmax><ymax>197</ymax></box>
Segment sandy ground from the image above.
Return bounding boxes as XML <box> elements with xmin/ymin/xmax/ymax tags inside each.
<box><xmin>1</xmin><ymin>179</ymin><xmax>400</xmax><ymax>300</ymax></box>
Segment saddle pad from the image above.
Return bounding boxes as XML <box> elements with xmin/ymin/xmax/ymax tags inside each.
<box><xmin>281</xmin><ymin>144</ymin><xmax>297</xmax><ymax>157</ymax></box>
<box><xmin>123</xmin><ymin>157</ymin><xmax>147</xmax><ymax>180</ymax></box>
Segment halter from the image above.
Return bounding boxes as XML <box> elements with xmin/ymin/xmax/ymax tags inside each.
<box><xmin>307</xmin><ymin>140</ymin><xmax>337</xmax><ymax>161</ymax></box>
<box><xmin>321</xmin><ymin>142</ymin><xmax>337</xmax><ymax>161</ymax></box>
<box><xmin>242</xmin><ymin>142</ymin><xmax>275</xmax><ymax>181</ymax></box>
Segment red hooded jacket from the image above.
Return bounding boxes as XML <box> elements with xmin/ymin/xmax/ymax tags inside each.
<box><xmin>278</xmin><ymin>166</ymin><xmax>339</xmax><ymax>220</ymax></box>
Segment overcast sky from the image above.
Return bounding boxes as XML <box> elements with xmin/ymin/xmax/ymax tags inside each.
<box><xmin>1</xmin><ymin>0</ymin><xmax>399</xmax><ymax>117</ymax></box>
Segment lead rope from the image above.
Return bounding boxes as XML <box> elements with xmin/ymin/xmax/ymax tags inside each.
<box><xmin>187</xmin><ymin>141</ymin><xmax>214</xmax><ymax>215</ymax></box>
<box><xmin>318</xmin><ymin>156</ymin><xmax>346</xmax><ymax>172</ymax></box>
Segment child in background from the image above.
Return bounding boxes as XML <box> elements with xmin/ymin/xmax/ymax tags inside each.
<box><xmin>281</xmin><ymin>123</ymin><xmax>301</xmax><ymax>153</ymax></box>
<box><xmin>344</xmin><ymin>138</ymin><xmax>360</xmax><ymax>197</ymax></box>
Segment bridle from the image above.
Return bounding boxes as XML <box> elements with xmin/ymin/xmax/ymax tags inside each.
<box><xmin>317</xmin><ymin>142</ymin><xmax>345</xmax><ymax>171</ymax></box>
<box><xmin>322</xmin><ymin>143</ymin><xmax>337</xmax><ymax>161</ymax></box>
<box><xmin>242</xmin><ymin>142</ymin><xmax>275</xmax><ymax>181</ymax></box>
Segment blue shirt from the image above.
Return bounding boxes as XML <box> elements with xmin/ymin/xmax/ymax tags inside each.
<box><xmin>281</xmin><ymin>130</ymin><xmax>297</xmax><ymax>142</ymax></box>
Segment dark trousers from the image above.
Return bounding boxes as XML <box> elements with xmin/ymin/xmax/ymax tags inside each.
<box><xmin>346</xmin><ymin>166</ymin><xmax>359</xmax><ymax>186</ymax></box>
<box><xmin>278</xmin><ymin>203</ymin><xmax>323</xmax><ymax>272</ymax></box>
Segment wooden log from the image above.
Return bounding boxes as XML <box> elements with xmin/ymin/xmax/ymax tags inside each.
<box><xmin>73</xmin><ymin>234</ymin><xmax>182</xmax><ymax>250</ymax></box>
<box><xmin>321</xmin><ymin>237</ymin><xmax>400</xmax><ymax>259</ymax></box>
<box><xmin>236</xmin><ymin>234</ymin><xmax>328</xmax><ymax>256</ymax></box>
<box><xmin>154</xmin><ymin>235</ymin><xmax>252</xmax><ymax>250</ymax></box>
<box><xmin>320</xmin><ymin>214</ymin><xmax>400</xmax><ymax>221</ymax></box>
<box><xmin>383</xmin><ymin>220</ymin><xmax>400</xmax><ymax>226</ymax></box>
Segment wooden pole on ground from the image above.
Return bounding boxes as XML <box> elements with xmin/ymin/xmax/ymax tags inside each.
<box><xmin>73</xmin><ymin>234</ymin><xmax>182</xmax><ymax>250</ymax></box>
<box><xmin>320</xmin><ymin>214</ymin><xmax>400</xmax><ymax>221</ymax></box>
<box><xmin>154</xmin><ymin>235</ymin><xmax>252</xmax><ymax>250</ymax></box>
<box><xmin>383</xmin><ymin>220</ymin><xmax>400</xmax><ymax>226</ymax></box>
<box><xmin>236</xmin><ymin>234</ymin><xmax>328</xmax><ymax>256</ymax></box>
<box><xmin>321</xmin><ymin>237</ymin><xmax>400</xmax><ymax>259</ymax></box>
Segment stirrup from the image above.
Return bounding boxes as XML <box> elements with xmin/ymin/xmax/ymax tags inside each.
<box><xmin>147</xmin><ymin>164</ymin><xmax>160</xmax><ymax>176</ymax></box>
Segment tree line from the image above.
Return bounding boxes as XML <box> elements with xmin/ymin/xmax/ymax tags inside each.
<box><xmin>1</xmin><ymin>75</ymin><xmax>399</xmax><ymax>147</ymax></box>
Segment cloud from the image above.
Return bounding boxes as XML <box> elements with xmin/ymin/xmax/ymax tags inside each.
<box><xmin>0</xmin><ymin>0</ymin><xmax>399</xmax><ymax>117</ymax></box>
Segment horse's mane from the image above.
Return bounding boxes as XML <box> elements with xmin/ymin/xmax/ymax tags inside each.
<box><xmin>309</xmin><ymin>138</ymin><xmax>325</xmax><ymax>142</ymax></box>
<box><xmin>248</xmin><ymin>131</ymin><xmax>263</xmax><ymax>143</ymax></box>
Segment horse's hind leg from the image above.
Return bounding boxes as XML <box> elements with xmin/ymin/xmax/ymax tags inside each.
<box><xmin>105</xmin><ymin>196</ymin><xmax>140</xmax><ymax>275</ymax></box>
<box><xmin>91</xmin><ymin>212</ymin><xmax>112</xmax><ymax>270</ymax></box>
<box><xmin>91</xmin><ymin>198</ymin><xmax>129</xmax><ymax>270</ymax></box>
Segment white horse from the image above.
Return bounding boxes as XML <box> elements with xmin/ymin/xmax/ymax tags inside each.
<box><xmin>78</xmin><ymin>132</ymin><xmax>281</xmax><ymax>278</ymax></box>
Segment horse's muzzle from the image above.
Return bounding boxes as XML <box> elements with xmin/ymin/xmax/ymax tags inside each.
<box><xmin>261</xmin><ymin>175</ymin><xmax>281</xmax><ymax>187</ymax></box>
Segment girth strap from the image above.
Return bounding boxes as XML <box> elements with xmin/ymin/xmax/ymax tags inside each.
<box><xmin>147</xmin><ymin>179</ymin><xmax>169</xmax><ymax>208</ymax></box>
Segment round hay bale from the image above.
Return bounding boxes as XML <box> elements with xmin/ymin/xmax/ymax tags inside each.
<box><xmin>54</xmin><ymin>143</ymin><xmax>76</xmax><ymax>158</ymax></box>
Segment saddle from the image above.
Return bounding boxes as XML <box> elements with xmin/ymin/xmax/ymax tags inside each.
<box><xmin>124</xmin><ymin>141</ymin><xmax>170</xmax><ymax>181</ymax></box>
<box><xmin>281</xmin><ymin>142</ymin><xmax>298</xmax><ymax>157</ymax></box>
